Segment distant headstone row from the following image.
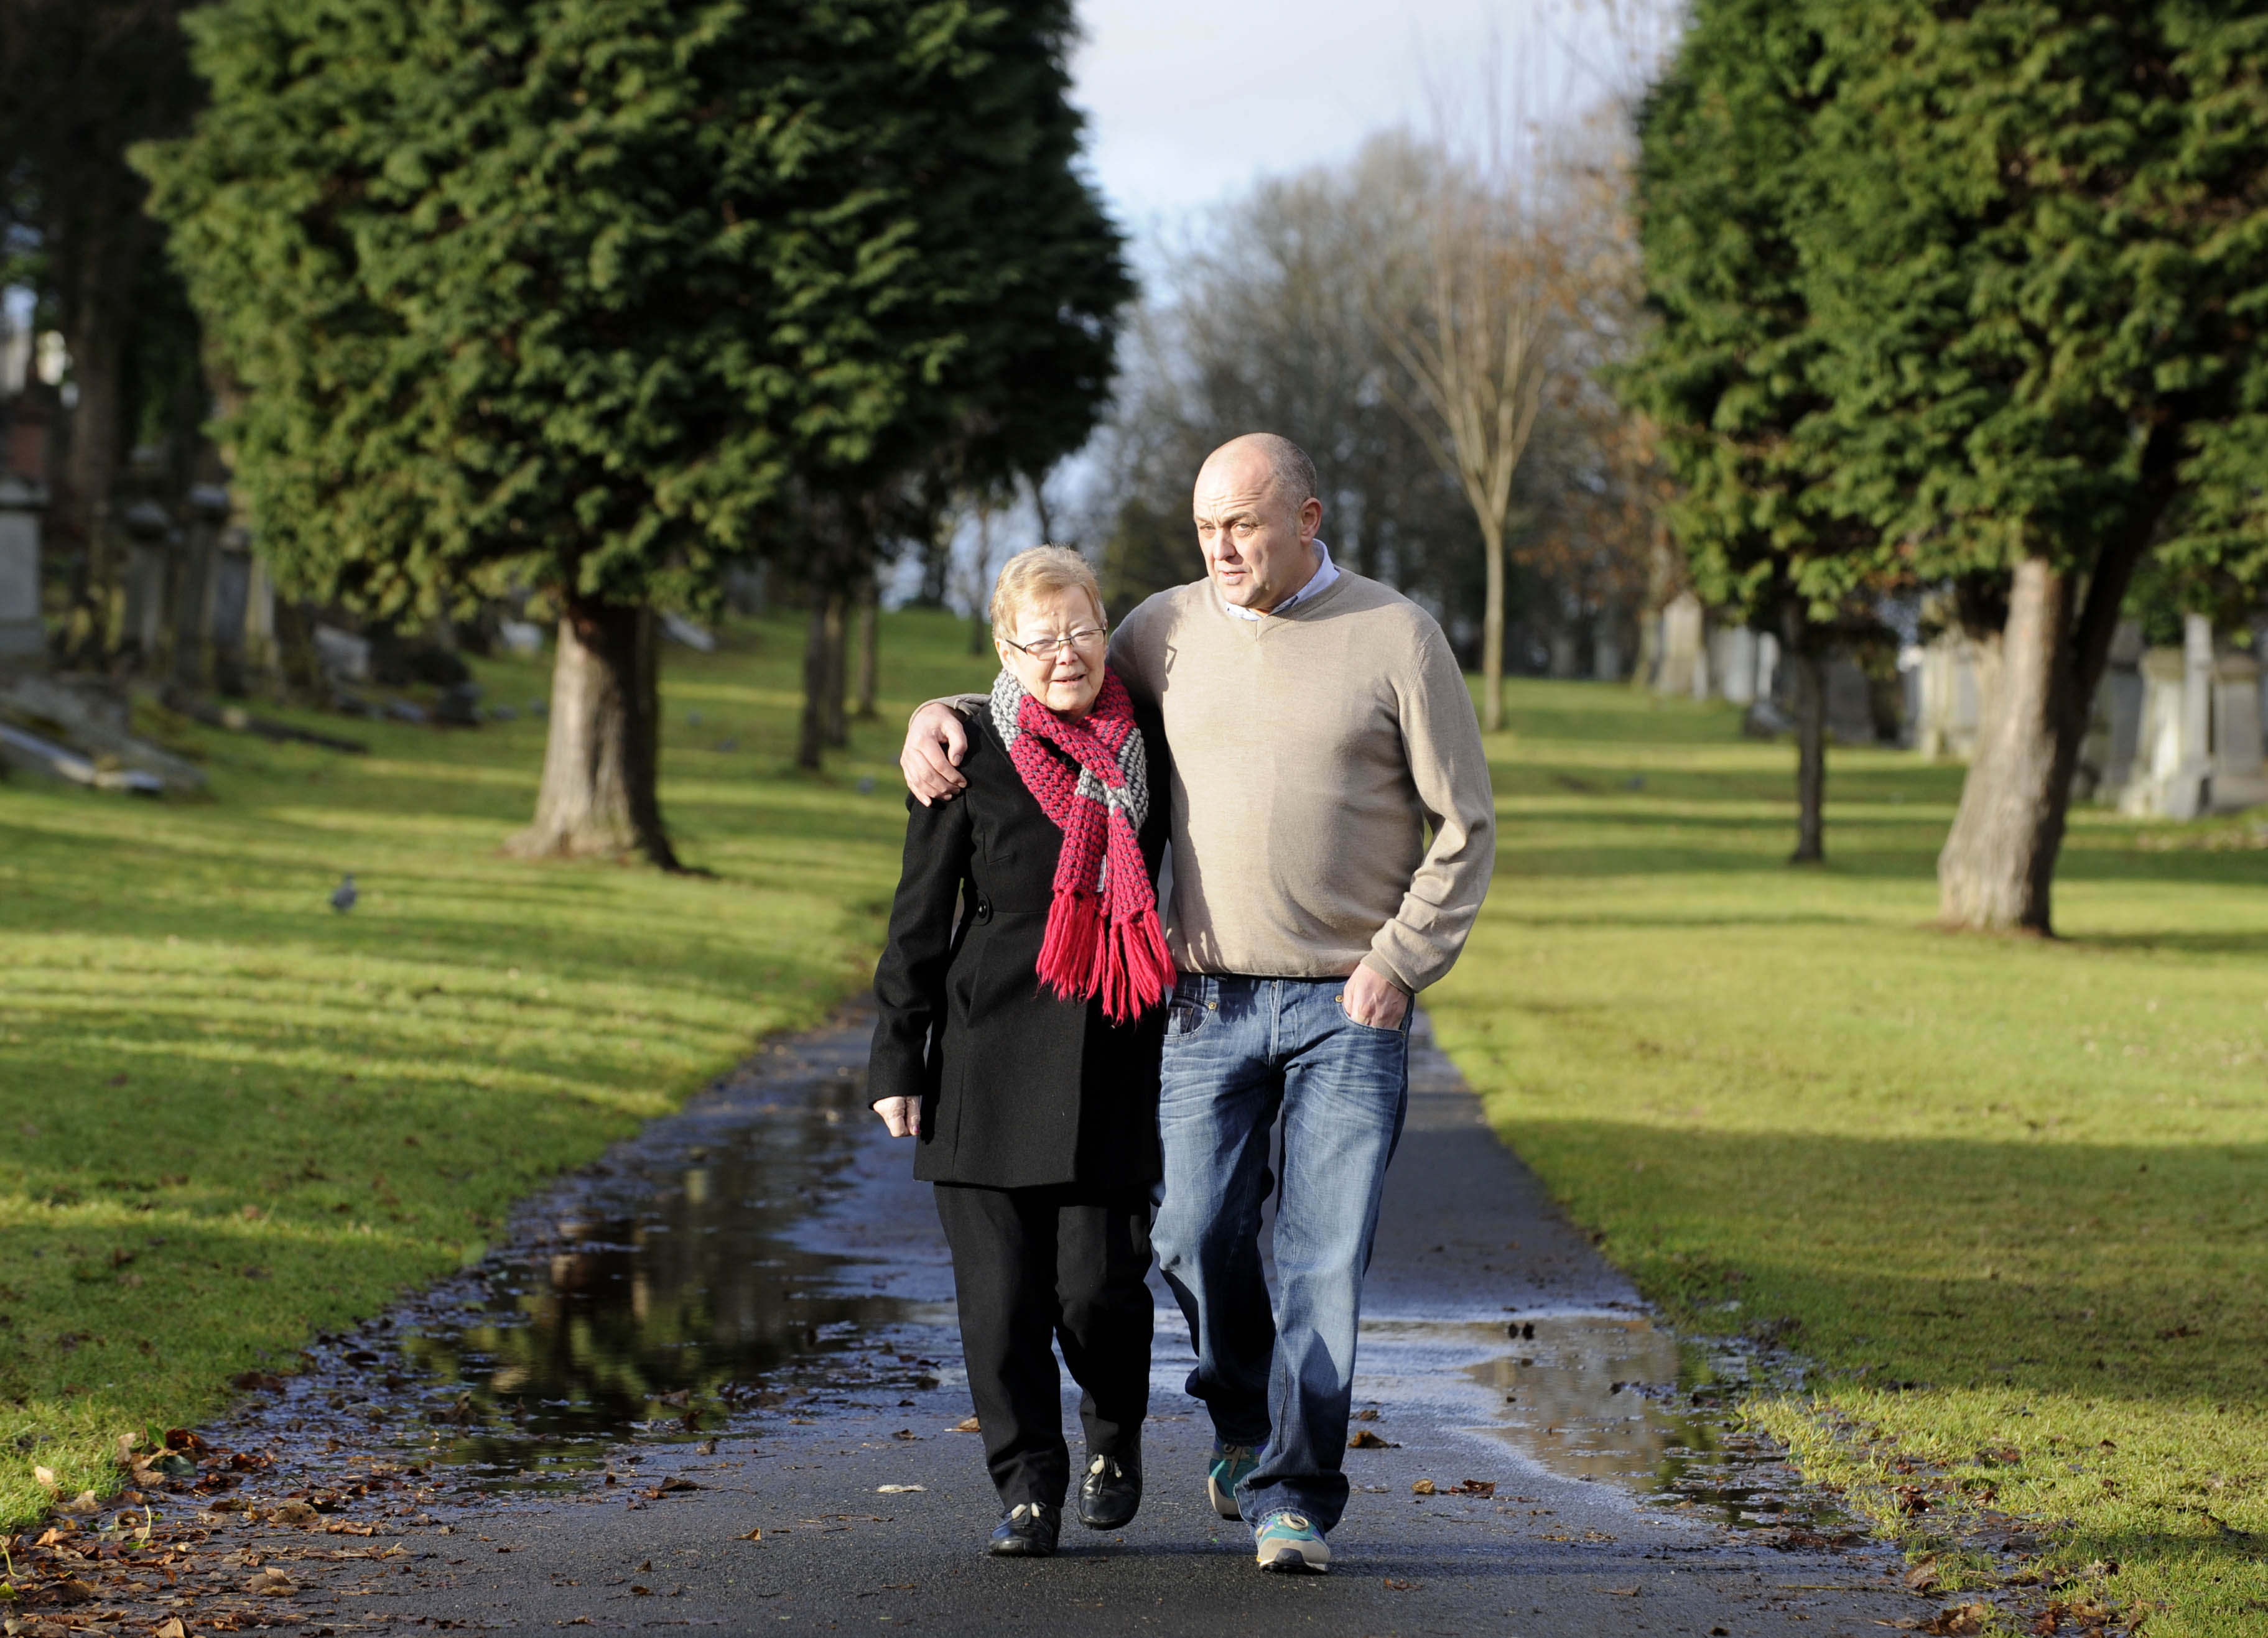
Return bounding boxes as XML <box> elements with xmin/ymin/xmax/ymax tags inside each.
<box><xmin>1647</xmin><ymin>589</ymin><xmax>2268</xmax><ymax>815</ymax></box>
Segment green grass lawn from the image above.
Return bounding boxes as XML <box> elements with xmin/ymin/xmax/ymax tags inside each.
<box><xmin>1426</xmin><ymin>682</ymin><xmax>2268</xmax><ymax>1638</ymax></box>
<box><xmin>5</xmin><ymin>623</ymin><xmax>2263</xmax><ymax>1633</ymax></box>
<box><xmin>0</xmin><ymin>609</ymin><xmax>995</xmax><ymax>1529</ymax></box>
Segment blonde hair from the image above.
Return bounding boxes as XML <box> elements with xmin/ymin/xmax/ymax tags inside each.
<box><xmin>988</xmin><ymin>544</ymin><xmax>1105</xmax><ymax>635</ymax></box>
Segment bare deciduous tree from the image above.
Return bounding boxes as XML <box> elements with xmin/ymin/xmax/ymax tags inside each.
<box><xmin>1372</xmin><ymin>169</ymin><xmax>1560</xmax><ymax>730</ymax></box>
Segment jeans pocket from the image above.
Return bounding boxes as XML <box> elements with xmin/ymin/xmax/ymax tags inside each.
<box><xmin>1334</xmin><ymin>993</ymin><xmax>1405</xmax><ymax>1035</ymax></box>
<box><xmin>1166</xmin><ymin>999</ymin><xmax>1207</xmax><ymax>1037</ymax></box>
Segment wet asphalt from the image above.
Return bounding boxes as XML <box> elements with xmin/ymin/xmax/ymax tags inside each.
<box><xmin>118</xmin><ymin>1007</ymin><xmax>1943</xmax><ymax>1637</ymax></box>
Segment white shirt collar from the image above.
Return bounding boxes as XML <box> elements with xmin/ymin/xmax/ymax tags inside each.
<box><xmin>1222</xmin><ymin>539</ymin><xmax>1339</xmax><ymax>622</ymax></box>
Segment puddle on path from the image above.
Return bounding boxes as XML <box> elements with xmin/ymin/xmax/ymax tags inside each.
<box><xmin>1349</xmin><ymin>1315</ymin><xmax>1847</xmax><ymax>1531</ymax></box>
<box><xmin>238</xmin><ymin>1036</ymin><xmax>958</xmax><ymax>1495</ymax></box>
<box><xmin>232</xmin><ymin>1031</ymin><xmax>1849</xmax><ymax>1540</ymax></box>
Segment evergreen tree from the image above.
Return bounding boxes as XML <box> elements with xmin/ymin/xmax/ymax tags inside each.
<box><xmin>1630</xmin><ymin>0</ymin><xmax>2268</xmax><ymax>924</ymax></box>
<box><xmin>1621</xmin><ymin>0</ymin><xmax>1862</xmax><ymax>863</ymax></box>
<box><xmin>141</xmin><ymin>0</ymin><xmax>1126</xmax><ymax>861</ymax></box>
<box><xmin>1795</xmin><ymin>0</ymin><xmax>2268</xmax><ymax>932</ymax></box>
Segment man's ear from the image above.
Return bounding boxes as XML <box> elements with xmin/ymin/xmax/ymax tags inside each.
<box><xmin>1298</xmin><ymin>495</ymin><xmax>1324</xmax><ymax>542</ymax></box>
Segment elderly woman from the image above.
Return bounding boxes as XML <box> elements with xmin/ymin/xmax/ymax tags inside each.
<box><xmin>868</xmin><ymin>545</ymin><xmax>1174</xmax><ymax>1559</ymax></box>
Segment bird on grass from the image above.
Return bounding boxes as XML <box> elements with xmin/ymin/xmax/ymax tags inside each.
<box><xmin>330</xmin><ymin>874</ymin><xmax>358</xmax><ymax>914</ymax></box>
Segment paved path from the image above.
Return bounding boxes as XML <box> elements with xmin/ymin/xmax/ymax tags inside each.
<box><xmin>147</xmin><ymin>1009</ymin><xmax>1928</xmax><ymax>1637</ymax></box>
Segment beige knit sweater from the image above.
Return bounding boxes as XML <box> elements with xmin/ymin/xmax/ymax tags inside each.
<box><xmin>1108</xmin><ymin>572</ymin><xmax>1495</xmax><ymax>993</ymax></box>
<box><xmin>949</xmin><ymin>571</ymin><xmax>1495</xmax><ymax>992</ymax></box>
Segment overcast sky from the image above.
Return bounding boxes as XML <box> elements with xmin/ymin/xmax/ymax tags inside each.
<box><xmin>1067</xmin><ymin>0</ymin><xmax>1650</xmax><ymax>244</ymax></box>
<box><xmin>927</xmin><ymin>1</ymin><xmax>1672</xmax><ymax>603</ymax></box>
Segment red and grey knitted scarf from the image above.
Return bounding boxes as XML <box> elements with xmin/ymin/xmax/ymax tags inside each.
<box><xmin>989</xmin><ymin>667</ymin><xmax>1175</xmax><ymax>1023</ymax></box>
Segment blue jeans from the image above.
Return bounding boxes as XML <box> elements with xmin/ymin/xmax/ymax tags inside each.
<box><xmin>1151</xmin><ymin>973</ymin><xmax>1411</xmax><ymax>1533</ymax></box>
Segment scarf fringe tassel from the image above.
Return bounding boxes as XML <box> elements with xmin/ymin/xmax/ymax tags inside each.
<box><xmin>1037</xmin><ymin>889</ymin><xmax>1177</xmax><ymax>1025</ymax></box>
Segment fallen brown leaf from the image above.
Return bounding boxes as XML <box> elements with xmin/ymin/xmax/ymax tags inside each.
<box><xmin>1451</xmin><ymin>1479</ymin><xmax>1496</xmax><ymax>1497</ymax></box>
<box><xmin>1906</xmin><ymin>1557</ymin><xmax>1941</xmax><ymax>1593</ymax></box>
<box><xmin>1347</xmin><ymin>1430</ymin><xmax>1398</xmax><ymax>1450</ymax></box>
<box><xmin>266</xmin><ymin>1499</ymin><xmax>320</xmax><ymax>1526</ymax></box>
<box><xmin>157</xmin><ymin>1619</ymin><xmax>188</xmax><ymax>1638</ymax></box>
<box><xmin>1410</xmin><ymin>1479</ymin><xmax>1436</xmax><ymax>1496</ymax></box>
<box><xmin>1919</xmin><ymin>1605</ymin><xmax>1986</xmax><ymax>1637</ymax></box>
<box><xmin>49</xmin><ymin>1578</ymin><xmax>99</xmax><ymax>1604</ymax></box>
<box><xmin>1606</xmin><ymin>1587</ymin><xmax>1640</xmax><ymax>1596</ymax></box>
<box><xmin>737</xmin><ymin>1529</ymin><xmax>763</xmax><ymax>1542</ymax></box>
<box><xmin>952</xmin><ymin>1416</ymin><xmax>981</xmax><ymax>1433</ymax></box>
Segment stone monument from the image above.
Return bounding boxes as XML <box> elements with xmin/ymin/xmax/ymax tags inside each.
<box><xmin>0</xmin><ymin>471</ymin><xmax>45</xmax><ymax>664</ymax></box>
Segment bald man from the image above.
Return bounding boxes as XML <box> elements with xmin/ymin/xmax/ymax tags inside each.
<box><xmin>899</xmin><ymin>433</ymin><xmax>1495</xmax><ymax>1573</ymax></box>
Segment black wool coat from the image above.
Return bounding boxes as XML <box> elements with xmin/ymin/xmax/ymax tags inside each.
<box><xmin>868</xmin><ymin>699</ymin><xmax>1170</xmax><ymax>1191</ymax></box>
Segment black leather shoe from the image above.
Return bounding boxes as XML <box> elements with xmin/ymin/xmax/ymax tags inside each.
<box><xmin>987</xmin><ymin>1501</ymin><xmax>1059</xmax><ymax>1557</ymax></box>
<box><xmin>1077</xmin><ymin>1451</ymin><xmax>1142</xmax><ymax>1530</ymax></box>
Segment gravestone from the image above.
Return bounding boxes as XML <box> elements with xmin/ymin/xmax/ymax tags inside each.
<box><xmin>1913</xmin><ymin>632</ymin><xmax>1982</xmax><ymax>759</ymax></box>
<box><xmin>1655</xmin><ymin>592</ymin><xmax>1704</xmax><ymax>698</ymax></box>
<box><xmin>171</xmin><ymin>488</ymin><xmax>229</xmax><ymax>690</ymax></box>
<box><xmin>2082</xmin><ymin>620</ymin><xmax>2145</xmax><ymax>803</ymax></box>
<box><xmin>1824</xmin><ymin>654</ymin><xmax>1878</xmax><ymax>744</ymax></box>
<box><xmin>1592</xmin><ymin>620</ymin><xmax>1625</xmax><ymax>682</ymax></box>
<box><xmin>2212</xmin><ymin>650</ymin><xmax>2267</xmax><ymax>811</ymax></box>
<box><xmin>2122</xmin><ymin>647</ymin><xmax>2206</xmax><ymax>818</ymax></box>
<box><xmin>2184</xmin><ymin>613</ymin><xmax>2215</xmax><ymax>795</ymax></box>
<box><xmin>1713</xmin><ymin>627</ymin><xmax>1760</xmax><ymax>706</ymax></box>
<box><xmin>121</xmin><ymin>498</ymin><xmax>173</xmax><ymax>664</ymax></box>
<box><xmin>724</xmin><ymin>561</ymin><xmax>768</xmax><ymax>616</ymax></box>
<box><xmin>313</xmin><ymin>623</ymin><xmax>372</xmax><ymax>682</ymax></box>
<box><xmin>0</xmin><ymin>473</ymin><xmax>44</xmax><ymax>662</ymax></box>
<box><xmin>209</xmin><ymin>537</ymin><xmax>253</xmax><ymax>696</ymax></box>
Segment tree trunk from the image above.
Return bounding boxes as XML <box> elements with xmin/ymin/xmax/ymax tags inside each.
<box><xmin>58</xmin><ymin>222</ymin><xmax>134</xmax><ymax>665</ymax></box>
<box><xmin>797</xmin><ymin>590</ymin><xmax>830</xmax><ymax>770</ymax></box>
<box><xmin>854</xmin><ymin>576</ymin><xmax>879</xmax><ymax>721</ymax></box>
<box><xmin>918</xmin><ymin>522</ymin><xmax>952</xmax><ymax>608</ymax></box>
<box><xmin>1787</xmin><ymin>637</ymin><xmax>1826</xmax><ymax>864</ymax></box>
<box><xmin>1935</xmin><ymin>557</ymin><xmax>2080</xmax><ymax>933</ymax></box>
<box><xmin>1479</xmin><ymin>516</ymin><xmax>1505</xmax><ymax>732</ymax></box>
<box><xmin>821</xmin><ymin>590</ymin><xmax>848</xmax><ymax>747</ymax></box>
<box><xmin>508</xmin><ymin>601</ymin><xmax>678</xmax><ymax>868</ymax></box>
<box><xmin>967</xmin><ymin>504</ymin><xmax>995</xmax><ymax>655</ymax></box>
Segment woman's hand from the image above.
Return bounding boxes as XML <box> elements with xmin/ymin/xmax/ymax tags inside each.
<box><xmin>872</xmin><ymin>1096</ymin><xmax>922</xmax><ymax>1137</ymax></box>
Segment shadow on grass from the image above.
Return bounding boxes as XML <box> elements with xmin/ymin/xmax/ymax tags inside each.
<box><xmin>1497</xmin><ymin>1119</ymin><xmax>2266</xmax><ymax>1408</ymax></box>
<box><xmin>1489</xmin><ymin>1118</ymin><xmax>2268</xmax><ymax>1597</ymax></box>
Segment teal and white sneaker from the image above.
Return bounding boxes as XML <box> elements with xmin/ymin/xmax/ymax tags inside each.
<box><xmin>1252</xmin><ymin>1510</ymin><xmax>1331</xmax><ymax>1573</ymax></box>
<box><xmin>1206</xmin><ymin>1441</ymin><xmax>1259</xmax><ymax>1520</ymax></box>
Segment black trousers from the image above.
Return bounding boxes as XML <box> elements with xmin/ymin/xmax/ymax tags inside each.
<box><xmin>933</xmin><ymin>1182</ymin><xmax>1154</xmax><ymax>1509</ymax></box>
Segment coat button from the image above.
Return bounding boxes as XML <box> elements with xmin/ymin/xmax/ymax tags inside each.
<box><xmin>975</xmin><ymin>895</ymin><xmax>993</xmax><ymax>922</ymax></box>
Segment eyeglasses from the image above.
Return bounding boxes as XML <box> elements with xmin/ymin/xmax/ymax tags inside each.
<box><xmin>1000</xmin><ymin>626</ymin><xmax>1108</xmax><ymax>659</ymax></box>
